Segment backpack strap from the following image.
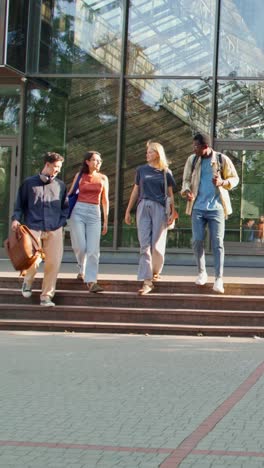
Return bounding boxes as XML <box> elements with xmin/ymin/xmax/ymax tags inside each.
<box><xmin>72</xmin><ymin>172</ymin><xmax>82</xmax><ymax>195</ymax></box>
<box><xmin>191</xmin><ymin>155</ymin><xmax>198</xmax><ymax>174</ymax></box>
<box><xmin>216</xmin><ymin>153</ymin><xmax>223</xmax><ymax>178</ymax></box>
<box><xmin>191</xmin><ymin>153</ymin><xmax>223</xmax><ymax>176</ymax></box>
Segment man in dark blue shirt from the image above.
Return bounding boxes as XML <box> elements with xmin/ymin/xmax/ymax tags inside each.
<box><xmin>11</xmin><ymin>152</ymin><xmax>68</xmax><ymax>307</ymax></box>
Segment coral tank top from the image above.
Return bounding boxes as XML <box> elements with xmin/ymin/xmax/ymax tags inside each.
<box><xmin>77</xmin><ymin>173</ymin><xmax>104</xmax><ymax>205</ymax></box>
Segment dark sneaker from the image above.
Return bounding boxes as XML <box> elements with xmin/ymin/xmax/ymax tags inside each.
<box><xmin>40</xmin><ymin>299</ymin><xmax>55</xmax><ymax>307</ymax></box>
<box><xmin>88</xmin><ymin>283</ymin><xmax>104</xmax><ymax>293</ymax></box>
<box><xmin>22</xmin><ymin>281</ymin><xmax>32</xmax><ymax>298</ymax></box>
<box><xmin>77</xmin><ymin>273</ymin><xmax>84</xmax><ymax>281</ymax></box>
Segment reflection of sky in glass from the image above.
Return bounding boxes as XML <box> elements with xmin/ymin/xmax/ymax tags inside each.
<box><xmin>47</xmin><ymin>0</ymin><xmax>122</xmax><ymax>33</ymax></box>
<box><xmin>219</xmin><ymin>0</ymin><xmax>264</xmax><ymax>76</ymax></box>
<box><xmin>82</xmin><ymin>0</ymin><xmax>122</xmax><ymax>30</ymax></box>
<box><xmin>128</xmin><ymin>0</ymin><xmax>216</xmax><ymax>76</ymax></box>
<box><xmin>73</xmin><ymin>0</ymin><xmax>122</xmax><ymax>71</ymax></box>
<box><xmin>39</xmin><ymin>0</ymin><xmax>264</xmax><ymax>78</ymax></box>
<box><xmin>54</xmin><ymin>2</ymin><xmax>72</xmax><ymax>14</ymax></box>
<box><xmin>31</xmin><ymin>89</ymin><xmax>42</xmax><ymax>100</ymax></box>
<box><xmin>234</xmin><ymin>0</ymin><xmax>264</xmax><ymax>49</ymax></box>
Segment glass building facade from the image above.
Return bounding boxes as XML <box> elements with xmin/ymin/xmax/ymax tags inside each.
<box><xmin>1</xmin><ymin>0</ymin><xmax>264</xmax><ymax>257</ymax></box>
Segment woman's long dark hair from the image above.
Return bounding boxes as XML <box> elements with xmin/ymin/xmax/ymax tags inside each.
<box><xmin>80</xmin><ymin>151</ymin><xmax>102</xmax><ymax>174</ymax></box>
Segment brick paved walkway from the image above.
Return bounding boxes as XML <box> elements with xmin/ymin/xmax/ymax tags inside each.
<box><xmin>0</xmin><ymin>332</ymin><xmax>264</xmax><ymax>467</ymax></box>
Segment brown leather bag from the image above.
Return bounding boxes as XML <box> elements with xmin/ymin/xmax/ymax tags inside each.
<box><xmin>4</xmin><ymin>225</ymin><xmax>45</xmax><ymax>275</ymax></box>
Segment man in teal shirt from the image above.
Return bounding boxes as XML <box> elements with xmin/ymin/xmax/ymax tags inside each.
<box><xmin>181</xmin><ymin>133</ymin><xmax>239</xmax><ymax>294</ymax></box>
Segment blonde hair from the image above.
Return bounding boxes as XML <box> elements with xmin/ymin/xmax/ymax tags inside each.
<box><xmin>147</xmin><ymin>141</ymin><xmax>169</xmax><ymax>171</ymax></box>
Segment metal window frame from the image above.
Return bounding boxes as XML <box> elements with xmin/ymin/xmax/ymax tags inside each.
<box><xmin>112</xmin><ymin>0</ymin><xmax>129</xmax><ymax>250</ymax></box>
<box><xmin>0</xmin><ymin>136</ymin><xmax>18</xmax><ymax>221</ymax></box>
<box><xmin>0</xmin><ymin>79</ymin><xmax>26</xmax><ymax>236</ymax></box>
<box><xmin>0</xmin><ymin>136</ymin><xmax>18</xmax><ymax>257</ymax></box>
<box><xmin>211</xmin><ymin>0</ymin><xmax>221</xmax><ymax>144</ymax></box>
<box><xmin>0</xmin><ymin>0</ymin><xmax>8</xmax><ymax>64</ymax></box>
<box><xmin>215</xmin><ymin>140</ymin><xmax>264</xmax><ymax>151</ymax></box>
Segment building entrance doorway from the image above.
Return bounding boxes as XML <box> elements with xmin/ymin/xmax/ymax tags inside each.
<box><xmin>0</xmin><ymin>138</ymin><xmax>18</xmax><ymax>251</ymax></box>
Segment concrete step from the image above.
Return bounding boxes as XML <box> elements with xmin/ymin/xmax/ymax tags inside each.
<box><xmin>0</xmin><ymin>304</ymin><xmax>264</xmax><ymax>327</ymax></box>
<box><xmin>0</xmin><ymin>318</ymin><xmax>263</xmax><ymax>337</ymax></box>
<box><xmin>1</xmin><ymin>278</ymin><xmax>264</xmax><ymax>336</ymax></box>
<box><xmin>1</xmin><ymin>288</ymin><xmax>264</xmax><ymax>311</ymax></box>
<box><xmin>0</xmin><ymin>277</ymin><xmax>264</xmax><ymax>296</ymax></box>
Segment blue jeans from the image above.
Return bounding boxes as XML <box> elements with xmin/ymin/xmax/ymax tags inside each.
<box><xmin>191</xmin><ymin>208</ymin><xmax>225</xmax><ymax>279</ymax></box>
<box><xmin>70</xmin><ymin>202</ymin><xmax>101</xmax><ymax>283</ymax></box>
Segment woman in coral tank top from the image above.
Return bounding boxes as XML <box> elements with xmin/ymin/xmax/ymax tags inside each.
<box><xmin>68</xmin><ymin>151</ymin><xmax>109</xmax><ymax>292</ymax></box>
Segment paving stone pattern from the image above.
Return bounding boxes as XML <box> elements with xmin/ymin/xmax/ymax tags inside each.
<box><xmin>0</xmin><ymin>333</ymin><xmax>264</xmax><ymax>467</ymax></box>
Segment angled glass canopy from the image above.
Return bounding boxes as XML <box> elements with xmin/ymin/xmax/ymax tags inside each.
<box><xmin>127</xmin><ymin>0</ymin><xmax>216</xmax><ymax>76</ymax></box>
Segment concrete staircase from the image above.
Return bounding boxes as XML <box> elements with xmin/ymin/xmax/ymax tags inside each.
<box><xmin>0</xmin><ymin>277</ymin><xmax>264</xmax><ymax>336</ymax></box>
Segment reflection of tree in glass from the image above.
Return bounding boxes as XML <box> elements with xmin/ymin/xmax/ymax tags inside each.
<box><xmin>243</xmin><ymin>151</ymin><xmax>264</xmax><ymax>181</ymax></box>
<box><xmin>0</xmin><ymin>97</ymin><xmax>20</xmax><ymax>135</ymax></box>
<box><xmin>43</xmin><ymin>0</ymin><xmax>118</xmax><ymax>74</ymax></box>
<box><xmin>24</xmin><ymin>87</ymin><xmax>66</xmax><ymax>176</ymax></box>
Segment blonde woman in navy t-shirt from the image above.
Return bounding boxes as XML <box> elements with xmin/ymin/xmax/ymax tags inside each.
<box><xmin>125</xmin><ymin>141</ymin><xmax>176</xmax><ymax>295</ymax></box>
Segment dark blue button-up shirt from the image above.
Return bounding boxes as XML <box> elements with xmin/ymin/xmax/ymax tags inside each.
<box><xmin>12</xmin><ymin>174</ymin><xmax>69</xmax><ymax>231</ymax></box>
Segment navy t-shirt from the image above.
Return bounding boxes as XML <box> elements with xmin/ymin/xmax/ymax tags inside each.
<box><xmin>135</xmin><ymin>164</ymin><xmax>176</xmax><ymax>207</ymax></box>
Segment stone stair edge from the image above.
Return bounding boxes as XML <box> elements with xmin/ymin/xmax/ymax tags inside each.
<box><xmin>1</xmin><ymin>288</ymin><xmax>264</xmax><ymax>299</ymax></box>
<box><xmin>0</xmin><ymin>319</ymin><xmax>264</xmax><ymax>334</ymax></box>
<box><xmin>0</xmin><ymin>277</ymin><xmax>263</xmax><ymax>288</ymax></box>
<box><xmin>0</xmin><ymin>304</ymin><xmax>264</xmax><ymax>316</ymax></box>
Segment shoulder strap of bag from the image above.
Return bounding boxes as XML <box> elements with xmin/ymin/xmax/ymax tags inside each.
<box><xmin>191</xmin><ymin>155</ymin><xmax>198</xmax><ymax>174</ymax></box>
<box><xmin>191</xmin><ymin>153</ymin><xmax>223</xmax><ymax>176</ymax></box>
<box><xmin>217</xmin><ymin>153</ymin><xmax>223</xmax><ymax>177</ymax></box>
<box><xmin>163</xmin><ymin>169</ymin><xmax>168</xmax><ymax>196</ymax></box>
<box><xmin>18</xmin><ymin>225</ymin><xmax>42</xmax><ymax>253</ymax></box>
<box><xmin>72</xmin><ymin>172</ymin><xmax>82</xmax><ymax>194</ymax></box>
<box><xmin>164</xmin><ymin>170</ymin><xmax>171</xmax><ymax>216</ymax></box>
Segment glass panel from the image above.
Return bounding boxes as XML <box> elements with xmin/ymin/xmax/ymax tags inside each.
<box><xmin>0</xmin><ymin>87</ymin><xmax>20</xmax><ymax>136</ymax></box>
<box><xmin>127</xmin><ymin>0</ymin><xmax>216</xmax><ymax>76</ymax></box>
<box><xmin>0</xmin><ymin>1</ymin><xmax>7</xmax><ymax>64</ymax></box>
<box><xmin>221</xmin><ymin>149</ymin><xmax>241</xmax><ymax>239</ymax></box>
<box><xmin>119</xmin><ymin>78</ymin><xmax>213</xmax><ymax>248</ymax></box>
<box><xmin>28</xmin><ymin>0</ymin><xmax>123</xmax><ymax>74</ymax></box>
<box><xmin>0</xmin><ymin>146</ymin><xmax>12</xmax><ymax>247</ymax></box>
<box><xmin>241</xmin><ymin>150</ymin><xmax>264</xmax><ymax>220</ymax></box>
<box><xmin>216</xmin><ymin>80</ymin><xmax>264</xmax><ymax>139</ymax></box>
<box><xmin>24</xmin><ymin>83</ymin><xmax>67</xmax><ymax>176</ymax></box>
<box><xmin>219</xmin><ymin>0</ymin><xmax>264</xmax><ymax>77</ymax></box>
<box><xmin>6</xmin><ymin>0</ymin><xmax>28</xmax><ymax>72</ymax></box>
<box><xmin>24</xmin><ymin>78</ymin><xmax>119</xmax><ymax>247</ymax></box>
<box><xmin>221</xmin><ymin>149</ymin><xmax>264</xmax><ymax>255</ymax></box>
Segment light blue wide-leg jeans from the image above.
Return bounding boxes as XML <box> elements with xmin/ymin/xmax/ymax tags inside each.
<box><xmin>136</xmin><ymin>199</ymin><xmax>168</xmax><ymax>281</ymax></box>
<box><xmin>192</xmin><ymin>208</ymin><xmax>225</xmax><ymax>279</ymax></box>
<box><xmin>70</xmin><ymin>201</ymin><xmax>101</xmax><ymax>283</ymax></box>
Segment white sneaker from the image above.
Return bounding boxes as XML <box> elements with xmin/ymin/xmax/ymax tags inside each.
<box><xmin>195</xmin><ymin>272</ymin><xmax>208</xmax><ymax>286</ymax></box>
<box><xmin>40</xmin><ymin>299</ymin><xmax>56</xmax><ymax>307</ymax></box>
<box><xmin>22</xmin><ymin>281</ymin><xmax>32</xmax><ymax>298</ymax></box>
<box><xmin>213</xmin><ymin>278</ymin><xmax>224</xmax><ymax>294</ymax></box>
